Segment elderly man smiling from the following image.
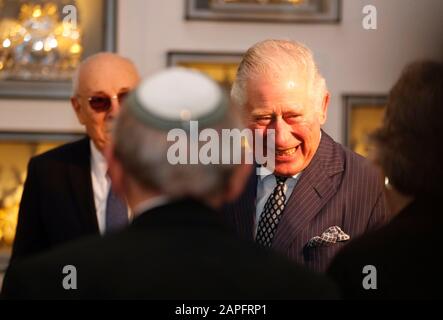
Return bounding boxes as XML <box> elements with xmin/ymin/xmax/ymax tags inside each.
<box><xmin>11</xmin><ymin>53</ymin><xmax>140</xmax><ymax>261</ymax></box>
<box><xmin>224</xmin><ymin>39</ymin><xmax>389</xmax><ymax>272</ymax></box>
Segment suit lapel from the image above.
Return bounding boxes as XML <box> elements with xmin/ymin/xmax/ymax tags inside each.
<box><xmin>272</xmin><ymin>132</ymin><xmax>344</xmax><ymax>252</ymax></box>
<box><xmin>68</xmin><ymin>137</ymin><xmax>99</xmax><ymax>233</ymax></box>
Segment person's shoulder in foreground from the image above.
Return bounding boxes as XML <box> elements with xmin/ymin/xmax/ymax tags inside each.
<box><xmin>2</xmin><ymin>198</ymin><xmax>339</xmax><ymax>300</ymax></box>
<box><xmin>328</xmin><ymin>60</ymin><xmax>443</xmax><ymax>300</ymax></box>
<box><xmin>328</xmin><ymin>196</ymin><xmax>443</xmax><ymax>300</ymax></box>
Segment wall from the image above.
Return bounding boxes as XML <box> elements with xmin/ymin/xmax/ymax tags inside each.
<box><xmin>1</xmin><ymin>0</ymin><xmax>443</xmax><ymax>142</ymax></box>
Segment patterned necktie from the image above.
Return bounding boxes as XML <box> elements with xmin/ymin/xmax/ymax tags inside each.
<box><xmin>105</xmin><ymin>186</ymin><xmax>128</xmax><ymax>233</ymax></box>
<box><xmin>256</xmin><ymin>176</ymin><xmax>288</xmax><ymax>247</ymax></box>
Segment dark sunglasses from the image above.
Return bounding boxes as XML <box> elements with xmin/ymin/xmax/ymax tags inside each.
<box><xmin>86</xmin><ymin>92</ymin><xmax>129</xmax><ymax>112</ymax></box>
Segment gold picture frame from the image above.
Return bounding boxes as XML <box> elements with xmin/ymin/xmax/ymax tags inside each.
<box><xmin>0</xmin><ymin>0</ymin><xmax>117</xmax><ymax>99</ymax></box>
<box><xmin>167</xmin><ymin>51</ymin><xmax>243</xmax><ymax>92</ymax></box>
<box><xmin>185</xmin><ymin>0</ymin><xmax>341</xmax><ymax>23</ymax></box>
<box><xmin>343</xmin><ymin>95</ymin><xmax>387</xmax><ymax>157</ymax></box>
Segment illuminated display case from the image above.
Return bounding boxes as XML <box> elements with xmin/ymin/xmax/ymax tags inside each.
<box><xmin>0</xmin><ymin>0</ymin><xmax>116</xmax><ymax>99</ymax></box>
<box><xmin>0</xmin><ymin>132</ymin><xmax>84</xmax><ymax>252</ymax></box>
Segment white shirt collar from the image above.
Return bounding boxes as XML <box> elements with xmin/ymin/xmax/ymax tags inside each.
<box><xmin>258</xmin><ymin>166</ymin><xmax>302</xmax><ymax>182</ymax></box>
<box><xmin>90</xmin><ymin>140</ymin><xmax>108</xmax><ymax>179</ymax></box>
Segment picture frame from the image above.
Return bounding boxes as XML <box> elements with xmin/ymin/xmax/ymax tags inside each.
<box><xmin>0</xmin><ymin>0</ymin><xmax>117</xmax><ymax>100</ymax></box>
<box><xmin>167</xmin><ymin>51</ymin><xmax>244</xmax><ymax>91</ymax></box>
<box><xmin>0</xmin><ymin>247</ymin><xmax>10</xmax><ymax>273</ymax></box>
<box><xmin>343</xmin><ymin>95</ymin><xmax>387</xmax><ymax>157</ymax></box>
<box><xmin>0</xmin><ymin>246</ymin><xmax>9</xmax><ymax>289</ymax></box>
<box><xmin>185</xmin><ymin>0</ymin><xmax>341</xmax><ymax>23</ymax></box>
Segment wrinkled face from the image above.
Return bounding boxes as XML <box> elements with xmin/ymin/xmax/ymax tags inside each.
<box><xmin>71</xmin><ymin>58</ymin><xmax>140</xmax><ymax>153</ymax></box>
<box><xmin>245</xmin><ymin>72</ymin><xmax>328</xmax><ymax>176</ymax></box>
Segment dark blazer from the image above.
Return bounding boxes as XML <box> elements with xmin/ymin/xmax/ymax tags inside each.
<box><xmin>2</xmin><ymin>199</ymin><xmax>339</xmax><ymax>300</ymax></box>
<box><xmin>223</xmin><ymin>131</ymin><xmax>389</xmax><ymax>273</ymax></box>
<box><xmin>11</xmin><ymin>137</ymin><xmax>99</xmax><ymax>262</ymax></box>
<box><xmin>328</xmin><ymin>196</ymin><xmax>443</xmax><ymax>299</ymax></box>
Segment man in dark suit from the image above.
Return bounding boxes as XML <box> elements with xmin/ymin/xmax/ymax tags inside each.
<box><xmin>225</xmin><ymin>39</ymin><xmax>389</xmax><ymax>273</ymax></box>
<box><xmin>11</xmin><ymin>53</ymin><xmax>140</xmax><ymax>261</ymax></box>
<box><xmin>2</xmin><ymin>68</ymin><xmax>338</xmax><ymax>299</ymax></box>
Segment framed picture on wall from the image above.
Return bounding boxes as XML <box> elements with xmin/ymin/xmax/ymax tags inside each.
<box><xmin>0</xmin><ymin>0</ymin><xmax>117</xmax><ymax>99</ymax></box>
<box><xmin>0</xmin><ymin>131</ymin><xmax>84</xmax><ymax>258</ymax></box>
<box><xmin>185</xmin><ymin>0</ymin><xmax>341</xmax><ymax>23</ymax></box>
<box><xmin>167</xmin><ymin>51</ymin><xmax>243</xmax><ymax>92</ymax></box>
<box><xmin>343</xmin><ymin>95</ymin><xmax>387</xmax><ymax>157</ymax></box>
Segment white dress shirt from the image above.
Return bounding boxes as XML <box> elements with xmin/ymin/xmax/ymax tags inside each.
<box><xmin>90</xmin><ymin>141</ymin><xmax>132</xmax><ymax>235</ymax></box>
<box><xmin>254</xmin><ymin>167</ymin><xmax>302</xmax><ymax>237</ymax></box>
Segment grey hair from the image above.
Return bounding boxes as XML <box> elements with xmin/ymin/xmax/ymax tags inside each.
<box><xmin>112</xmin><ymin>103</ymin><xmax>246</xmax><ymax>200</ymax></box>
<box><xmin>231</xmin><ymin>39</ymin><xmax>327</xmax><ymax>109</ymax></box>
<box><xmin>71</xmin><ymin>52</ymin><xmax>138</xmax><ymax>95</ymax></box>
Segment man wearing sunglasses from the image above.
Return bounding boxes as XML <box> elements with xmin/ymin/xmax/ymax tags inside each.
<box><xmin>11</xmin><ymin>53</ymin><xmax>140</xmax><ymax>261</ymax></box>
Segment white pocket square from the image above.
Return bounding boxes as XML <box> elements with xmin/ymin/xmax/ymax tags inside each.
<box><xmin>307</xmin><ymin>226</ymin><xmax>350</xmax><ymax>248</ymax></box>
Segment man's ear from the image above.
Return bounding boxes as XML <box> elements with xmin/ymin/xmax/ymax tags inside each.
<box><xmin>318</xmin><ymin>92</ymin><xmax>330</xmax><ymax>125</ymax></box>
<box><xmin>71</xmin><ymin>96</ymin><xmax>86</xmax><ymax>125</ymax></box>
<box><xmin>224</xmin><ymin>163</ymin><xmax>253</xmax><ymax>203</ymax></box>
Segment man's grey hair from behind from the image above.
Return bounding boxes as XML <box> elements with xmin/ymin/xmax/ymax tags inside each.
<box><xmin>231</xmin><ymin>39</ymin><xmax>327</xmax><ymax>112</ymax></box>
<box><xmin>112</xmin><ymin>103</ymin><xmax>246</xmax><ymax>200</ymax></box>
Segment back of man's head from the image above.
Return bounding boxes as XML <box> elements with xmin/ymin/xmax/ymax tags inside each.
<box><xmin>371</xmin><ymin>60</ymin><xmax>443</xmax><ymax>197</ymax></box>
<box><xmin>110</xmin><ymin>68</ymin><xmax>250</xmax><ymax>205</ymax></box>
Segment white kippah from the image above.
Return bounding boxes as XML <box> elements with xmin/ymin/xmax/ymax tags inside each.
<box><xmin>125</xmin><ymin>67</ymin><xmax>228</xmax><ymax>130</ymax></box>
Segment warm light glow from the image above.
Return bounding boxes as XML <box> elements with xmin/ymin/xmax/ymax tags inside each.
<box><xmin>32</xmin><ymin>7</ymin><xmax>42</xmax><ymax>18</ymax></box>
<box><xmin>70</xmin><ymin>43</ymin><xmax>82</xmax><ymax>54</ymax></box>
<box><xmin>0</xmin><ymin>2</ymin><xmax>83</xmax><ymax>81</ymax></box>
<box><xmin>32</xmin><ymin>40</ymin><xmax>44</xmax><ymax>51</ymax></box>
<box><xmin>71</xmin><ymin>30</ymin><xmax>80</xmax><ymax>40</ymax></box>
<box><xmin>2</xmin><ymin>38</ymin><xmax>11</xmax><ymax>48</ymax></box>
<box><xmin>49</xmin><ymin>38</ymin><xmax>58</xmax><ymax>48</ymax></box>
<box><xmin>43</xmin><ymin>37</ymin><xmax>58</xmax><ymax>51</ymax></box>
<box><xmin>287</xmin><ymin>81</ymin><xmax>296</xmax><ymax>89</ymax></box>
<box><xmin>46</xmin><ymin>3</ymin><xmax>57</xmax><ymax>16</ymax></box>
<box><xmin>0</xmin><ymin>62</ymin><xmax>4</xmax><ymax>70</ymax></box>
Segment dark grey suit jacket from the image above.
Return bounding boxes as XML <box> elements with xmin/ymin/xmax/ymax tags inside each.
<box><xmin>2</xmin><ymin>199</ymin><xmax>339</xmax><ymax>300</ymax></box>
<box><xmin>223</xmin><ymin>131</ymin><xmax>389</xmax><ymax>272</ymax></box>
<box><xmin>11</xmin><ymin>137</ymin><xmax>99</xmax><ymax>262</ymax></box>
